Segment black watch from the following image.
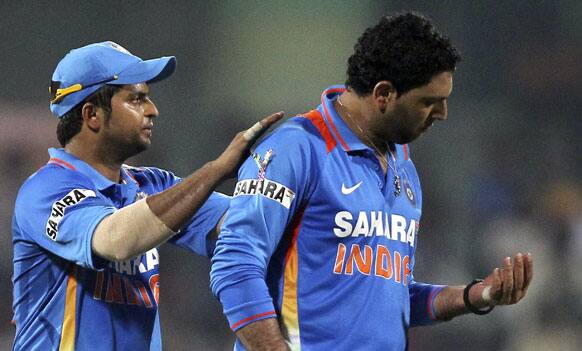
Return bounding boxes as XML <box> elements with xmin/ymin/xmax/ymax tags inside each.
<box><xmin>463</xmin><ymin>279</ymin><xmax>495</xmax><ymax>315</ymax></box>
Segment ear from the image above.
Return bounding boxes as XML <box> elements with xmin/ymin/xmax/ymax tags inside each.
<box><xmin>372</xmin><ymin>81</ymin><xmax>396</xmax><ymax>113</ymax></box>
<box><xmin>81</xmin><ymin>102</ymin><xmax>102</xmax><ymax>132</ymax></box>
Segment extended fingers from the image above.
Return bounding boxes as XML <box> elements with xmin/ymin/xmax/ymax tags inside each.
<box><xmin>500</xmin><ymin>257</ymin><xmax>513</xmax><ymax>304</ymax></box>
<box><xmin>260</xmin><ymin>111</ymin><xmax>285</xmax><ymax>127</ymax></box>
<box><xmin>484</xmin><ymin>267</ymin><xmax>503</xmax><ymax>305</ymax></box>
<box><xmin>485</xmin><ymin>253</ymin><xmax>534</xmax><ymax>307</ymax></box>
<box><xmin>512</xmin><ymin>253</ymin><xmax>524</xmax><ymax>303</ymax></box>
<box><xmin>523</xmin><ymin>253</ymin><xmax>533</xmax><ymax>293</ymax></box>
<box><xmin>243</xmin><ymin>111</ymin><xmax>284</xmax><ymax>141</ymax></box>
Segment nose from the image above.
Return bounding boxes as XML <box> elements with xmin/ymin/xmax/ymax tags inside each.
<box><xmin>432</xmin><ymin>100</ymin><xmax>448</xmax><ymax>121</ymax></box>
<box><xmin>145</xmin><ymin>97</ymin><xmax>159</xmax><ymax>118</ymax></box>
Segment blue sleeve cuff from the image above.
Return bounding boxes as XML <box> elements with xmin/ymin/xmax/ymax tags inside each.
<box><xmin>218</xmin><ymin>277</ymin><xmax>277</xmax><ymax>331</ymax></box>
<box><xmin>409</xmin><ymin>282</ymin><xmax>447</xmax><ymax>327</ymax></box>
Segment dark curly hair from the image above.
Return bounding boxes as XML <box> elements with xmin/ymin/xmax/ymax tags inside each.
<box><xmin>56</xmin><ymin>85</ymin><xmax>121</xmax><ymax>147</ymax></box>
<box><xmin>346</xmin><ymin>12</ymin><xmax>461</xmax><ymax>96</ymax></box>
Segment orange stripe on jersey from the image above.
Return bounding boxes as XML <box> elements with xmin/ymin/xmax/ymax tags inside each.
<box><xmin>59</xmin><ymin>265</ymin><xmax>78</xmax><ymax>351</ymax></box>
<box><xmin>320</xmin><ymin>88</ymin><xmax>350</xmax><ymax>151</ymax></box>
<box><xmin>403</xmin><ymin>144</ymin><xmax>409</xmax><ymax>160</ymax></box>
<box><xmin>303</xmin><ymin>110</ymin><xmax>337</xmax><ymax>153</ymax></box>
<box><xmin>48</xmin><ymin>157</ymin><xmax>76</xmax><ymax>171</ymax></box>
<box><xmin>281</xmin><ymin>207</ymin><xmax>305</xmax><ymax>347</ymax></box>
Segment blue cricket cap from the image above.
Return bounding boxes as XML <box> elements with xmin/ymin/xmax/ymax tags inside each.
<box><xmin>49</xmin><ymin>41</ymin><xmax>176</xmax><ymax>118</ymax></box>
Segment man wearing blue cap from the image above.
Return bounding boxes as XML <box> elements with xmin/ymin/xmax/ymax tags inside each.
<box><xmin>11</xmin><ymin>41</ymin><xmax>282</xmax><ymax>350</ymax></box>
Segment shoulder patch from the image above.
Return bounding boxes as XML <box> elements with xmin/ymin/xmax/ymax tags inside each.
<box><xmin>252</xmin><ymin>149</ymin><xmax>273</xmax><ymax>181</ymax></box>
<box><xmin>233</xmin><ymin>178</ymin><xmax>295</xmax><ymax>209</ymax></box>
<box><xmin>46</xmin><ymin>189</ymin><xmax>96</xmax><ymax>241</ymax></box>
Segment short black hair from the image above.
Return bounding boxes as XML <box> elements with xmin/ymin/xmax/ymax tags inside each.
<box><xmin>346</xmin><ymin>12</ymin><xmax>461</xmax><ymax>96</ymax></box>
<box><xmin>56</xmin><ymin>85</ymin><xmax>122</xmax><ymax>147</ymax></box>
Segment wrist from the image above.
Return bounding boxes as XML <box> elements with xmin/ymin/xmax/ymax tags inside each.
<box><xmin>467</xmin><ymin>281</ymin><xmax>489</xmax><ymax>308</ymax></box>
<box><xmin>463</xmin><ymin>279</ymin><xmax>494</xmax><ymax>315</ymax></box>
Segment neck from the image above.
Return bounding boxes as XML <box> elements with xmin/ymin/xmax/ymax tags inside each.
<box><xmin>335</xmin><ymin>91</ymin><xmax>388</xmax><ymax>155</ymax></box>
<box><xmin>65</xmin><ymin>139</ymin><xmax>123</xmax><ymax>183</ymax></box>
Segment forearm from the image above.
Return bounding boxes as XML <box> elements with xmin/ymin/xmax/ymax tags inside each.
<box><xmin>147</xmin><ymin>161</ymin><xmax>227</xmax><ymax>231</ymax></box>
<box><xmin>146</xmin><ymin>111</ymin><xmax>283</xmax><ymax>231</ymax></box>
<box><xmin>236</xmin><ymin>318</ymin><xmax>289</xmax><ymax>351</ymax></box>
<box><xmin>93</xmin><ymin>161</ymin><xmax>227</xmax><ymax>261</ymax></box>
<box><xmin>92</xmin><ymin>198</ymin><xmax>174</xmax><ymax>261</ymax></box>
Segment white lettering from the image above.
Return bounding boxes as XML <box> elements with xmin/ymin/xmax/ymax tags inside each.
<box><xmin>146</xmin><ymin>248</ymin><xmax>159</xmax><ymax>271</ymax></box>
<box><xmin>133</xmin><ymin>255</ymin><xmax>142</xmax><ymax>274</ymax></box>
<box><xmin>370</xmin><ymin>211</ymin><xmax>384</xmax><ymax>237</ymax></box>
<box><xmin>352</xmin><ymin>212</ymin><xmax>369</xmax><ymax>237</ymax></box>
<box><xmin>45</xmin><ymin>189</ymin><xmax>96</xmax><ymax>240</ymax></box>
<box><xmin>333</xmin><ymin>211</ymin><xmax>353</xmax><ymax>238</ymax></box>
<box><xmin>407</xmin><ymin>220</ymin><xmax>416</xmax><ymax>247</ymax></box>
<box><xmin>118</xmin><ymin>260</ymin><xmax>133</xmax><ymax>275</ymax></box>
<box><xmin>333</xmin><ymin>211</ymin><xmax>418</xmax><ymax>247</ymax></box>
<box><xmin>139</xmin><ymin>262</ymin><xmax>147</xmax><ymax>273</ymax></box>
<box><xmin>390</xmin><ymin>215</ymin><xmax>407</xmax><ymax>242</ymax></box>
<box><xmin>233</xmin><ymin>179</ymin><xmax>295</xmax><ymax>209</ymax></box>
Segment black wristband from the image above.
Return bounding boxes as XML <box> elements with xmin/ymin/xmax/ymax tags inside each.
<box><xmin>463</xmin><ymin>279</ymin><xmax>495</xmax><ymax>315</ymax></box>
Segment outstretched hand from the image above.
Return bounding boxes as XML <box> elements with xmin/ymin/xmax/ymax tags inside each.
<box><xmin>214</xmin><ymin>111</ymin><xmax>284</xmax><ymax>179</ymax></box>
<box><xmin>469</xmin><ymin>253</ymin><xmax>533</xmax><ymax>308</ymax></box>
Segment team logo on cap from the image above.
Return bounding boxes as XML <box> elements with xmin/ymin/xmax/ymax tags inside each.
<box><xmin>253</xmin><ymin>149</ymin><xmax>273</xmax><ymax>181</ymax></box>
<box><xmin>107</xmin><ymin>41</ymin><xmax>131</xmax><ymax>55</ymax></box>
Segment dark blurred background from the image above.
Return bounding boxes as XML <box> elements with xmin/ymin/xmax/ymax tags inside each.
<box><xmin>1</xmin><ymin>1</ymin><xmax>580</xmax><ymax>350</ymax></box>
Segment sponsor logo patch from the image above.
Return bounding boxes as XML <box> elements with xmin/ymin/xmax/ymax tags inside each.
<box><xmin>46</xmin><ymin>189</ymin><xmax>96</xmax><ymax>240</ymax></box>
<box><xmin>233</xmin><ymin>178</ymin><xmax>295</xmax><ymax>209</ymax></box>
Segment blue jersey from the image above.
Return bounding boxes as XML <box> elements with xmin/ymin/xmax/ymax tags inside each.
<box><xmin>12</xmin><ymin>148</ymin><xmax>229</xmax><ymax>351</ymax></box>
<box><xmin>211</xmin><ymin>85</ymin><xmax>445</xmax><ymax>351</ymax></box>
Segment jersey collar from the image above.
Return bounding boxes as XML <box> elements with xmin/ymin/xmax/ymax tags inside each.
<box><xmin>318</xmin><ymin>85</ymin><xmax>371</xmax><ymax>152</ymax></box>
<box><xmin>47</xmin><ymin>148</ymin><xmax>138</xmax><ymax>190</ymax></box>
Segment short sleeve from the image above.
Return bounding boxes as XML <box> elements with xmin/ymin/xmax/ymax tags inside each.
<box><xmin>13</xmin><ymin>166</ymin><xmax>116</xmax><ymax>269</ymax></box>
<box><xmin>133</xmin><ymin>166</ymin><xmax>232</xmax><ymax>257</ymax></box>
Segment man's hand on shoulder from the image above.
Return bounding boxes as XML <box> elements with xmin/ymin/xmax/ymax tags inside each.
<box><xmin>214</xmin><ymin>111</ymin><xmax>284</xmax><ymax>179</ymax></box>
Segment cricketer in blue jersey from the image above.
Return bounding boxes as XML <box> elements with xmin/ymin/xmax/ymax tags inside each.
<box><xmin>11</xmin><ymin>41</ymin><xmax>283</xmax><ymax>350</ymax></box>
<box><xmin>210</xmin><ymin>13</ymin><xmax>533</xmax><ymax>351</ymax></box>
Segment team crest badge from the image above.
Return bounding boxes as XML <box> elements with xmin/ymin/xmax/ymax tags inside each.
<box><xmin>253</xmin><ymin>149</ymin><xmax>273</xmax><ymax>180</ymax></box>
<box><xmin>406</xmin><ymin>187</ymin><xmax>414</xmax><ymax>202</ymax></box>
<box><xmin>403</xmin><ymin>179</ymin><xmax>415</xmax><ymax>206</ymax></box>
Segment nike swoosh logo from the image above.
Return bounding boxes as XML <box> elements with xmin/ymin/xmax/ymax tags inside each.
<box><xmin>341</xmin><ymin>181</ymin><xmax>363</xmax><ymax>195</ymax></box>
